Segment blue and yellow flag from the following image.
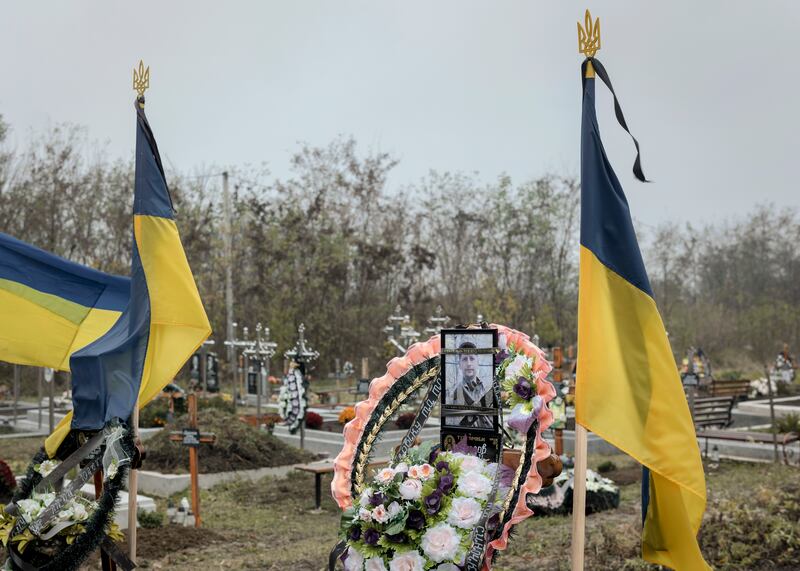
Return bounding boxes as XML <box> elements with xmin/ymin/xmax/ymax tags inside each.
<box><xmin>0</xmin><ymin>233</ymin><xmax>129</xmax><ymax>370</ymax></box>
<box><xmin>46</xmin><ymin>97</ymin><xmax>211</xmax><ymax>455</ymax></box>
<box><xmin>575</xmin><ymin>59</ymin><xmax>709</xmax><ymax>570</ymax></box>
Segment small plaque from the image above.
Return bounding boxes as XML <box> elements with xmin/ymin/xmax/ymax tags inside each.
<box><xmin>181</xmin><ymin>428</ymin><xmax>201</xmax><ymax>447</ymax></box>
<box><xmin>440</xmin><ymin>428</ymin><xmax>501</xmax><ymax>464</ymax></box>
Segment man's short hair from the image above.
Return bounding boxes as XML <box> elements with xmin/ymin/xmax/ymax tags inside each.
<box><xmin>458</xmin><ymin>341</ymin><xmax>476</xmax><ymax>349</ymax></box>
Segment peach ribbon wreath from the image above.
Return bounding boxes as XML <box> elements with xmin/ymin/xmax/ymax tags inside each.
<box><xmin>330</xmin><ymin>324</ymin><xmax>556</xmax><ymax>568</ymax></box>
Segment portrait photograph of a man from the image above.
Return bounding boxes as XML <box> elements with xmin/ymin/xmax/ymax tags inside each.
<box><xmin>441</xmin><ymin>329</ymin><xmax>498</xmax><ymax>431</ymax></box>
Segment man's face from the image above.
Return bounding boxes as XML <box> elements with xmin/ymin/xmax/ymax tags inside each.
<box><xmin>459</xmin><ymin>354</ymin><xmax>477</xmax><ymax>381</ymax></box>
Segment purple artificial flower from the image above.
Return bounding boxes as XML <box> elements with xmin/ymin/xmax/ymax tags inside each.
<box><xmin>513</xmin><ymin>377</ymin><xmax>533</xmax><ymax>400</ymax></box>
<box><xmin>435</xmin><ymin>460</ymin><xmax>450</xmax><ymax>474</ymax></box>
<box><xmin>429</xmin><ymin>446</ymin><xmax>442</xmax><ymax>465</ymax></box>
<box><xmin>363</xmin><ymin>528</ymin><xmax>380</xmax><ymax>546</ymax></box>
<box><xmin>348</xmin><ymin>525</ymin><xmax>362</xmax><ymax>541</ymax></box>
<box><xmin>498</xmin><ymin>464</ymin><xmax>515</xmax><ymax>488</ymax></box>
<box><xmin>507</xmin><ymin>403</ymin><xmax>535</xmax><ymax>434</ymax></box>
<box><xmin>438</xmin><ymin>473</ymin><xmax>455</xmax><ymax>494</ymax></box>
<box><xmin>386</xmin><ymin>532</ymin><xmax>406</xmax><ymax>544</ymax></box>
<box><xmin>424</xmin><ymin>490</ymin><xmax>443</xmax><ymax>515</ymax></box>
<box><xmin>369</xmin><ymin>492</ymin><xmax>386</xmax><ymax>507</ymax></box>
<box><xmin>494</xmin><ymin>349</ymin><xmax>509</xmax><ymax>366</ymax></box>
<box><xmin>406</xmin><ymin>509</ymin><xmax>426</xmax><ymax>530</ymax></box>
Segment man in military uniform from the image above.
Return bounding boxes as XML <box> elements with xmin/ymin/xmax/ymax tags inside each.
<box><xmin>447</xmin><ymin>341</ymin><xmax>495</xmax><ymax>429</ymax></box>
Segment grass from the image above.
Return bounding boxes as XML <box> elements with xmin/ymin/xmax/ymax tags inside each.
<box><xmin>122</xmin><ymin>454</ymin><xmax>800</xmax><ymax>570</ymax></box>
<box><xmin>3</xmin><ymin>433</ymin><xmax>799</xmax><ymax>570</ymax></box>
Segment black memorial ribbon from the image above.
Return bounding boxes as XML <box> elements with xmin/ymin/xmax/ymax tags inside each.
<box><xmin>464</xmin><ymin>374</ymin><xmax>504</xmax><ymax>571</ymax></box>
<box><xmin>582</xmin><ymin>57</ymin><xmax>649</xmax><ymax>183</ymax></box>
<box><xmin>395</xmin><ymin>373</ymin><xmax>442</xmax><ymax>460</ymax></box>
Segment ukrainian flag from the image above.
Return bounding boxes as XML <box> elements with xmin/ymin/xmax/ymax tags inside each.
<box><xmin>46</xmin><ymin>96</ymin><xmax>211</xmax><ymax>456</ymax></box>
<box><xmin>575</xmin><ymin>59</ymin><xmax>709</xmax><ymax>570</ymax></box>
<box><xmin>0</xmin><ymin>233</ymin><xmax>129</xmax><ymax>370</ymax></box>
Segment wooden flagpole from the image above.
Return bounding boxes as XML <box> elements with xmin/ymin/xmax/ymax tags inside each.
<box><xmin>570</xmin><ymin>424</ymin><xmax>588</xmax><ymax>570</ymax></box>
<box><xmin>127</xmin><ymin>400</ymin><xmax>139</xmax><ymax>562</ymax></box>
<box><xmin>571</xmin><ymin>10</ymin><xmax>600</xmax><ymax>571</ymax></box>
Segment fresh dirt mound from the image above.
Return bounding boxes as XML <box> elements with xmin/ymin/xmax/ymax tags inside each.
<box><xmin>143</xmin><ymin>409</ymin><xmax>316</xmax><ymax>474</ymax></box>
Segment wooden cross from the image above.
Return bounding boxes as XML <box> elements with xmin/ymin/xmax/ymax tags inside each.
<box><xmin>169</xmin><ymin>393</ymin><xmax>216</xmax><ymax>527</ymax></box>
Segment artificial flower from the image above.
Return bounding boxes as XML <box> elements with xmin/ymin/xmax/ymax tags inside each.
<box><xmin>507</xmin><ymin>402</ymin><xmax>535</xmax><ymax>434</ymax></box>
<box><xmin>35</xmin><ymin>460</ymin><xmax>59</xmax><ymax>477</ymax></box>
<box><xmin>457</xmin><ymin>471</ymin><xmax>492</xmax><ymax>500</ymax></box>
<box><xmin>398</xmin><ymin>478</ymin><xmax>423</xmax><ymax>500</ymax></box>
<box><xmin>360</xmin><ymin>487</ymin><xmax>374</xmax><ymax>505</ymax></box>
<box><xmin>372</xmin><ymin>504</ymin><xmax>389</xmax><ymax>523</ymax></box>
<box><xmin>359</xmin><ymin>507</ymin><xmax>372</xmax><ymax>522</ymax></box>
<box><xmin>375</xmin><ymin>467</ymin><xmax>396</xmax><ymax>485</ymax></box>
<box><xmin>513</xmin><ymin>377</ymin><xmax>533</xmax><ymax>400</ymax></box>
<box><xmin>437</xmin><ymin>473</ymin><xmax>455</xmax><ymax>494</ymax></box>
<box><xmin>421</xmin><ymin>523</ymin><xmax>461</xmax><ymax>563</ymax></box>
<box><xmin>363</xmin><ymin>528</ymin><xmax>380</xmax><ymax>546</ymax></box>
<box><xmin>394</xmin><ymin>462</ymin><xmax>409</xmax><ymax>474</ymax></box>
<box><xmin>388</xmin><ymin>550</ymin><xmax>426</xmax><ymax>571</ymax></box>
<box><xmin>417</xmin><ymin>464</ymin><xmax>434</xmax><ymax>480</ymax></box>
<box><xmin>423</xmin><ymin>490</ymin><xmax>442</xmax><ymax>515</ymax></box>
<box><xmin>406</xmin><ymin>509</ymin><xmax>426</xmax><ymax>530</ymax></box>
<box><xmin>387</xmin><ymin>501</ymin><xmax>402</xmax><ymax>519</ymax></box>
<box><xmin>344</xmin><ymin>546</ymin><xmax>365</xmax><ymax>571</ymax></box>
<box><xmin>447</xmin><ymin>497</ymin><xmax>482</xmax><ymax>529</ymax></box>
<box><xmin>365</xmin><ymin>556</ymin><xmax>389</xmax><ymax>571</ymax></box>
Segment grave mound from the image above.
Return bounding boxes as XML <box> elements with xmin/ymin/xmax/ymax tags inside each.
<box><xmin>144</xmin><ymin>409</ymin><xmax>316</xmax><ymax>474</ymax></box>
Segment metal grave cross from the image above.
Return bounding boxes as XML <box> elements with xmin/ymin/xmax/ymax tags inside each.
<box><xmin>168</xmin><ymin>393</ymin><xmax>217</xmax><ymax>527</ymax></box>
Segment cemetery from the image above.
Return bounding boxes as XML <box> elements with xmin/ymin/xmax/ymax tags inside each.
<box><xmin>1</xmin><ymin>5</ymin><xmax>800</xmax><ymax>571</ymax></box>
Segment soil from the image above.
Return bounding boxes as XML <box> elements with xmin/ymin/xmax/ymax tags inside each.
<box><xmin>144</xmin><ymin>409</ymin><xmax>317</xmax><ymax>474</ymax></box>
<box><xmin>601</xmin><ymin>464</ymin><xmax>643</xmax><ymax>486</ymax></box>
<box><xmin>81</xmin><ymin>526</ymin><xmax>225</xmax><ymax>570</ymax></box>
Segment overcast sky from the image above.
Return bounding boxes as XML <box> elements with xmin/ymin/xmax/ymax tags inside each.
<box><xmin>1</xmin><ymin>1</ymin><xmax>797</xmax><ymax>229</ymax></box>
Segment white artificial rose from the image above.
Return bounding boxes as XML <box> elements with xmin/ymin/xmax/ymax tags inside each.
<box><xmin>393</xmin><ymin>462</ymin><xmax>409</xmax><ymax>474</ymax></box>
<box><xmin>344</xmin><ymin>546</ymin><xmax>365</xmax><ymax>571</ymax></box>
<box><xmin>457</xmin><ymin>471</ymin><xmax>492</xmax><ymax>500</ymax></box>
<box><xmin>436</xmin><ymin>564</ymin><xmax>461</xmax><ymax>571</ymax></box>
<box><xmin>359</xmin><ymin>507</ymin><xmax>372</xmax><ymax>522</ymax></box>
<box><xmin>375</xmin><ymin>467</ymin><xmax>396</xmax><ymax>485</ymax></box>
<box><xmin>387</xmin><ymin>501</ymin><xmax>402</xmax><ymax>519</ymax></box>
<box><xmin>398</xmin><ymin>478</ymin><xmax>423</xmax><ymax>500</ymax></box>
<box><xmin>388</xmin><ymin>550</ymin><xmax>426</xmax><ymax>571</ymax></box>
<box><xmin>365</xmin><ymin>557</ymin><xmax>388</xmax><ymax>571</ymax></box>
<box><xmin>37</xmin><ymin>492</ymin><xmax>56</xmax><ymax>507</ymax></box>
<box><xmin>457</xmin><ymin>454</ymin><xmax>483</xmax><ymax>474</ymax></box>
<box><xmin>504</xmin><ymin>354</ymin><xmax>532</xmax><ymax>381</ymax></box>
<box><xmin>446</xmin><ymin>497</ymin><xmax>482</xmax><ymax>529</ymax></box>
<box><xmin>372</xmin><ymin>504</ymin><xmax>389</xmax><ymax>524</ymax></box>
<box><xmin>421</xmin><ymin>523</ymin><xmax>461</xmax><ymax>563</ymax></box>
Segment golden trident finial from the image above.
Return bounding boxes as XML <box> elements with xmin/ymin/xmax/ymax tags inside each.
<box><xmin>577</xmin><ymin>10</ymin><xmax>601</xmax><ymax>58</ymax></box>
<box><xmin>133</xmin><ymin>60</ymin><xmax>150</xmax><ymax>99</ymax></box>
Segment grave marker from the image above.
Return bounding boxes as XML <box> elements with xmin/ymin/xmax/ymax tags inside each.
<box><xmin>169</xmin><ymin>393</ymin><xmax>217</xmax><ymax>527</ymax></box>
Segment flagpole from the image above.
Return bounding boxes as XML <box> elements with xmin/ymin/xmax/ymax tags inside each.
<box><xmin>128</xmin><ymin>399</ymin><xmax>139</xmax><ymax>562</ymax></box>
<box><xmin>571</xmin><ymin>10</ymin><xmax>600</xmax><ymax>571</ymax></box>
<box><xmin>128</xmin><ymin>59</ymin><xmax>150</xmax><ymax>564</ymax></box>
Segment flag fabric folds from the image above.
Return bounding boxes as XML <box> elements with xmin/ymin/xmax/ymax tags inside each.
<box><xmin>0</xmin><ymin>233</ymin><xmax>129</xmax><ymax>371</ymax></box>
<box><xmin>575</xmin><ymin>60</ymin><xmax>709</xmax><ymax>570</ymax></box>
<box><xmin>45</xmin><ymin>98</ymin><xmax>211</xmax><ymax>456</ymax></box>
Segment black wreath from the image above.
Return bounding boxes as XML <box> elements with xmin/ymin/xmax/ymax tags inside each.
<box><xmin>348</xmin><ymin>356</ymin><xmax>439</xmax><ymax>493</ymax></box>
<box><xmin>7</xmin><ymin>419</ymin><xmax>135</xmax><ymax>571</ymax></box>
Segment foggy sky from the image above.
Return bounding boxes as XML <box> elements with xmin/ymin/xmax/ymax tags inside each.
<box><xmin>1</xmin><ymin>1</ymin><xmax>797</xmax><ymax>229</ymax></box>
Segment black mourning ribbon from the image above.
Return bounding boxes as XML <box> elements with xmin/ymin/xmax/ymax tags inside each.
<box><xmin>582</xmin><ymin>57</ymin><xmax>650</xmax><ymax>183</ymax></box>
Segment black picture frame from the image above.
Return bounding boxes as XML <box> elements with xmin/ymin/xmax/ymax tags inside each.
<box><xmin>440</xmin><ymin>328</ymin><xmax>499</xmax><ymax>433</ymax></box>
